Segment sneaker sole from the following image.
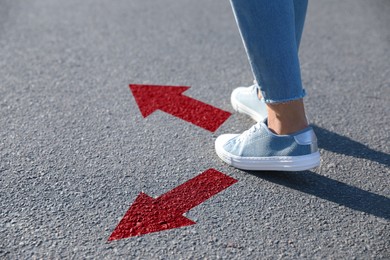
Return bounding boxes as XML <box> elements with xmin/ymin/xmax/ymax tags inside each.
<box><xmin>216</xmin><ymin>143</ymin><xmax>321</xmax><ymax>171</ymax></box>
<box><xmin>231</xmin><ymin>93</ymin><xmax>264</xmax><ymax>123</ymax></box>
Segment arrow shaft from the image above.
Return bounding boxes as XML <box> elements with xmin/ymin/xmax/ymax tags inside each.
<box><xmin>109</xmin><ymin>169</ymin><xmax>237</xmax><ymax>240</ymax></box>
<box><xmin>160</xmin><ymin>94</ymin><xmax>231</xmax><ymax>132</ymax></box>
<box><xmin>157</xmin><ymin>169</ymin><xmax>237</xmax><ymax>214</ymax></box>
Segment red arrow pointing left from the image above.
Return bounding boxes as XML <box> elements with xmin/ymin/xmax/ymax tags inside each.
<box><xmin>130</xmin><ymin>84</ymin><xmax>231</xmax><ymax>132</ymax></box>
<box><xmin>108</xmin><ymin>169</ymin><xmax>237</xmax><ymax>241</ymax></box>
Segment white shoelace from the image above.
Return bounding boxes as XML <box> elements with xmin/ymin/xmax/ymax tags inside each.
<box><xmin>249</xmin><ymin>84</ymin><xmax>258</xmax><ymax>94</ymax></box>
<box><xmin>238</xmin><ymin>122</ymin><xmax>262</xmax><ymax>142</ymax></box>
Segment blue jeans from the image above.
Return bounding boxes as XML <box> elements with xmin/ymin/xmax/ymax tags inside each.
<box><xmin>230</xmin><ymin>0</ymin><xmax>308</xmax><ymax>103</ymax></box>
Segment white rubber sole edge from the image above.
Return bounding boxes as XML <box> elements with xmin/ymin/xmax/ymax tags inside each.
<box><xmin>216</xmin><ymin>144</ymin><xmax>321</xmax><ymax>171</ymax></box>
<box><xmin>231</xmin><ymin>95</ymin><xmax>264</xmax><ymax>123</ymax></box>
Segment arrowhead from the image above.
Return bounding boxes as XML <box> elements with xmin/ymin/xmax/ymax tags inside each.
<box><xmin>108</xmin><ymin>192</ymin><xmax>196</xmax><ymax>241</ymax></box>
<box><xmin>130</xmin><ymin>84</ymin><xmax>190</xmax><ymax>117</ymax></box>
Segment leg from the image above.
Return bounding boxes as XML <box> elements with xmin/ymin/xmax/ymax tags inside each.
<box><xmin>268</xmin><ymin>0</ymin><xmax>309</xmax><ymax>134</ymax></box>
<box><xmin>230</xmin><ymin>0</ymin><xmax>308</xmax><ymax>134</ymax></box>
<box><xmin>215</xmin><ymin>0</ymin><xmax>320</xmax><ymax>171</ymax></box>
<box><xmin>230</xmin><ymin>0</ymin><xmax>304</xmax><ymax>103</ymax></box>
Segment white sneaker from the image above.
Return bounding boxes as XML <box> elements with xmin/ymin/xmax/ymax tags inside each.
<box><xmin>230</xmin><ymin>84</ymin><xmax>267</xmax><ymax>122</ymax></box>
<box><xmin>215</xmin><ymin>119</ymin><xmax>321</xmax><ymax>171</ymax></box>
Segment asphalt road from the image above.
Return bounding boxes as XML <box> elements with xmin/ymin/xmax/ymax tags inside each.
<box><xmin>1</xmin><ymin>0</ymin><xmax>389</xmax><ymax>259</ymax></box>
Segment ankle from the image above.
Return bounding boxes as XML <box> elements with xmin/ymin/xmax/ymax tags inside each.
<box><xmin>266</xmin><ymin>99</ymin><xmax>308</xmax><ymax>135</ymax></box>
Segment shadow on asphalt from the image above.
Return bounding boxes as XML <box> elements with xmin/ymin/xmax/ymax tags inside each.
<box><xmin>244</xmin><ymin>125</ymin><xmax>390</xmax><ymax>220</ymax></box>
<box><xmin>245</xmin><ymin>170</ymin><xmax>390</xmax><ymax>220</ymax></box>
<box><xmin>312</xmin><ymin>125</ymin><xmax>389</xmax><ymax>167</ymax></box>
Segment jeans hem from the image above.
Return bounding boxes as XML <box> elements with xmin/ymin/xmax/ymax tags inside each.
<box><xmin>261</xmin><ymin>90</ymin><xmax>306</xmax><ymax>104</ymax></box>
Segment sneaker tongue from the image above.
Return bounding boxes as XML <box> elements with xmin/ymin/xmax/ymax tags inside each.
<box><xmin>260</xmin><ymin>118</ymin><xmax>277</xmax><ymax>135</ymax></box>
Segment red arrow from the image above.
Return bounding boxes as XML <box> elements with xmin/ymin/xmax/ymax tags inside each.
<box><xmin>108</xmin><ymin>169</ymin><xmax>237</xmax><ymax>241</ymax></box>
<box><xmin>130</xmin><ymin>84</ymin><xmax>231</xmax><ymax>132</ymax></box>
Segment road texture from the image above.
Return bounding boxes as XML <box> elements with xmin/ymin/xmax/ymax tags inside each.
<box><xmin>1</xmin><ymin>0</ymin><xmax>389</xmax><ymax>259</ymax></box>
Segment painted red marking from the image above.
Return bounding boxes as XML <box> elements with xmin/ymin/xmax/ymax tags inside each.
<box><xmin>130</xmin><ymin>84</ymin><xmax>231</xmax><ymax>132</ymax></box>
<box><xmin>108</xmin><ymin>169</ymin><xmax>237</xmax><ymax>241</ymax></box>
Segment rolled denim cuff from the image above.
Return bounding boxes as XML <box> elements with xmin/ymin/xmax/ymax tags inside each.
<box><xmin>254</xmin><ymin>80</ymin><xmax>306</xmax><ymax>104</ymax></box>
<box><xmin>260</xmin><ymin>89</ymin><xmax>306</xmax><ymax>104</ymax></box>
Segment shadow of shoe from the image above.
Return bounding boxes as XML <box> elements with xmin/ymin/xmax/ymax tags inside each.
<box><xmin>312</xmin><ymin>125</ymin><xmax>389</xmax><ymax>167</ymax></box>
<box><xmin>244</xmin><ymin>170</ymin><xmax>390</xmax><ymax>220</ymax></box>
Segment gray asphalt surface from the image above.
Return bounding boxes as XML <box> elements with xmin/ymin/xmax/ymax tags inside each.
<box><xmin>1</xmin><ymin>0</ymin><xmax>389</xmax><ymax>259</ymax></box>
